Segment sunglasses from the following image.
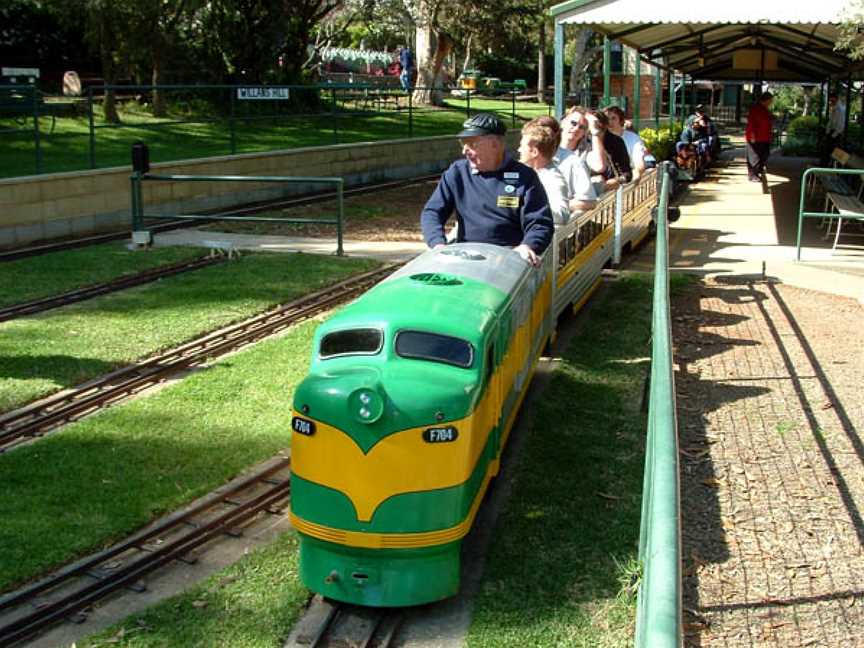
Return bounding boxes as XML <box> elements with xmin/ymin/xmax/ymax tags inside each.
<box><xmin>566</xmin><ymin>121</ymin><xmax>587</xmax><ymax>130</ymax></box>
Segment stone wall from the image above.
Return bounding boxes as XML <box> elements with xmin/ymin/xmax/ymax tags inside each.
<box><xmin>0</xmin><ymin>132</ymin><xmax>519</xmax><ymax>249</ymax></box>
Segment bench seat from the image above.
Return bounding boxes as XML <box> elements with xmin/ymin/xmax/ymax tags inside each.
<box><xmin>826</xmin><ymin>192</ymin><xmax>864</xmax><ymax>218</ymax></box>
<box><xmin>818</xmin><ymin>174</ymin><xmax>854</xmax><ymax>196</ymax></box>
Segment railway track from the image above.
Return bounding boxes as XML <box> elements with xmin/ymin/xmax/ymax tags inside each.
<box><xmin>0</xmin><ymin>458</ymin><xmax>292</xmax><ymax>647</ymax></box>
<box><xmin>291</xmin><ymin>598</ymin><xmax>403</xmax><ymax>648</ymax></box>
<box><xmin>0</xmin><ymin>254</ymin><xmax>226</xmax><ymax>323</ymax></box>
<box><xmin>0</xmin><ymin>264</ymin><xmax>399</xmax><ymax>453</ymax></box>
<box><xmin>0</xmin><ymin>173</ymin><xmax>440</xmax><ymax>262</ymax></box>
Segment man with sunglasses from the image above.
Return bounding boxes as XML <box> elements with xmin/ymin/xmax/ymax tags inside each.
<box><xmin>420</xmin><ymin>112</ymin><xmax>554</xmax><ymax>267</ymax></box>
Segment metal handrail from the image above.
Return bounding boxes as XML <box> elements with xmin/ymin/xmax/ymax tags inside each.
<box><xmin>796</xmin><ymin>166</ymin><xmax>864</xmax><ymax>260</ymax></box>
<box><xmin>635</xmin><ymin>161</ymin><xmax>682</xmax><ymax>648</ymax></box>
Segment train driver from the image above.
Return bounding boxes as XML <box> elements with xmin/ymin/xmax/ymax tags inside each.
<box><xmin>420</xmin><ymin>112</ymin><xmax>554</xmax><ymax>267</ymax></box>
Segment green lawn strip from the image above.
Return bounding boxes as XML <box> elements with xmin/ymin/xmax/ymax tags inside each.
<box><xmin>1</xmin><ymin>97</ymin><xmax>550</xmax><ymax>178</ymax></box>
<box><xmin>0</xmin><ymin>243</ymin><xmax>207</xmax><ymax>308</ymax></box>
<box><xmin>0</xmin><ymin>320</ymin><xmax>316</xmax><ymax>593</ymax></box>
<box><xmin>466</xmin><ymin>274</ymin><xmax>654</xmax><ymax>648</ymax></box>
<box><xmin>78</xmin><ymin>532</ymin><xmax>307</xmax><ymax>648</ymax></box>
<box><xmin>0</xmin><ymin>253</ymin><xmax>377</xmax><ymax>413</ymax></box>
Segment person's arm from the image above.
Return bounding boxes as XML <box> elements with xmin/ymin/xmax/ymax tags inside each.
<box><xmin>584</xmin><ymin>113</ymin><xmax>607</xmax><ymax>174</ymax></box>
<box><xmin>517</xmin><ymin>173</ymin><xmax>555</xmax><ymax>263</ymax></box>
<box><xmin>420</xmin><ymin>167</ymin><xmax>457</xmax><ymax>248</ymax></box>
<box><xmin>631</xmin><ymin>139</ymin><xmax>647</xmax><ymax>183</ymax></box>
<box><xmin>540</xmin><ymin>170</ymin><xmax>570</xmax><ymax>224</ymax></box>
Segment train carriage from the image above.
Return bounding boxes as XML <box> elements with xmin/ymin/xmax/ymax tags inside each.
<box><xmin>289</xmin><ymin>170</ymin><xmax>659</xmax><ymax>608</ymax></box>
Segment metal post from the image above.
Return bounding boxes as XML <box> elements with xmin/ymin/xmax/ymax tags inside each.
<box><xmin>130</xmin><ymin>172</ymin><xmax>144</xmax><ymax>232</ymax></box>
<box><xmin>679</xmin><ymin>75</ymin><xmax>686</xmax><ymax>124</ymax></box>
<box><xmin>466</xmin><ymin>88</ymin><xmax>471</xmax><ymax>118</ymax></box>
<box><xmin>88</xmin><ymin>87</ymin><xmax>96</xmax><ymax>169</ymax></box>
<box><xmin>669</xmin><ymin>72</ymin><xmax>676</xmax><ymax>128</ymax></box>
<box><xmin>229</xmin><ymin>87</ymin><xmax>237</xmax><ymax>155</ymax></box>
<box><xmin>655</xmin><ymin>65</ymin><xmax>661</xmax><ymax>129</ymax></box>
<box><xmin>603</xmin><ymin>36</ymin><xmax>611</xmax><ymax>107</ymax></box>
<box><xmin>331</xmin><ymin>87</ymin><xmax>338</xmax><ymax>144</ymax></box>
<box><xmin>858</xmin><ymin>81</ymin><xmax>863</xmax><ymax>151</ymax></box>
<box><xmin>554</xmin><ymin>21</ymin><xmax>565</xmax><ymax>119</ymax></box>
<box><xmin>336</xmin><ymin>179</ymin><xmax>344</xmax><ymax>257</ymax></box>
<box><xmin>511</xmin><ymin>88</ymin><xmax>517</xmax><ymax>127</ymax></box>
<box><xmin>689</xmin><ymin>76</ymin><xmax>695</xmax><ymax>115</ymax></box>
<box><xmin>843</xmin><ymin>74</ymin><xmax>852</xmax><ymax>146</ymax></box>
<box><xmin>634</xmin><ymin>50</ymin><xmax>641</xmax><ymax>130</ymax></box>
<box><xmin>32</xmin><ymin>85</ymin><xmax>43</xmax><ymax>174</ymax></box>
<box><xmin>408</xmin><ymin>88</ymin><xmax>414</xmax><ymax>138</ymax></box>
<box><xmin>613</xmin><ymin>184</ymin><xmax>624</xmax><ymax>265</ymax></box>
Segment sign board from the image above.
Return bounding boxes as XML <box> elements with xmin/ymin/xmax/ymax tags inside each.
<box><xmin>2</xmin><ymin>67</ymin><xmax>40</xmax><ymax>78</ymax></box>
<box><xmin>733</xmin><ymin>50</ymin><xmax>778</xmax><ymax>71</ymax></box>
<box><xmin>237</xmin><ymin>87</ymin><xmax>290</xmax><ymax>100</ymax></box>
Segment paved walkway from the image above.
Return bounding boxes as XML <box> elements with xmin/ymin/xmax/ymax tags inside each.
<box><xmin>636</xmin><ymin>143</ymin><xmax>864</xmax><ymax>646</ymax></box>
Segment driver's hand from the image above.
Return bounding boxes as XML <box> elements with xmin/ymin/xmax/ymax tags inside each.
<box><xmin>514</xmin><ymin>243</ymin><xmax>540</xmax><ymax>267</ymax></box>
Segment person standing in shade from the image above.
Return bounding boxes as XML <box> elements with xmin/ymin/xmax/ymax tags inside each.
<box><xmin>420</xmin><ymin>113</ymin><xmax>554</xmax><ymax>266</ymax></box>
<box><xmin>745</xmin><ymin>92</ymin><xmax>774</xmax><ymax>183</ymax></box>
<box><xmin>821</xmin><ymin>92</ymin><xmax>846</xmax><ymax>166</ymax></box>
<box><xmin>398</xmin><ymin>45</ymin><xmax>414</xmax><ymax>92</ymax></box>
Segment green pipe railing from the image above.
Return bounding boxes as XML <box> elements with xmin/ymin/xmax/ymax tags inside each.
<box><xmin>796</xmin><ymin>166</ymin><xmax>864</xmax><ymax>260</ymax></box>
<box><xmin>635</xmin><ymin>162</ymin><xmax>682</xmax><ymax>648</ymax></box>
<box><xmin>130</xmin><ymin>172</ymin><xmax>345</xmax><ymax>256</ymax></box>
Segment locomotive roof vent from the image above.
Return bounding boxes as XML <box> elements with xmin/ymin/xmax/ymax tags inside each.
<box><xmin>440</xmin><ymin>249</ymin><xmax>486</xmax><ymax>261</ymax></box>
<box><xmin>409</xmin><ymin>273</ymin><xmax>462</xmax><ymax>286</ymax></box>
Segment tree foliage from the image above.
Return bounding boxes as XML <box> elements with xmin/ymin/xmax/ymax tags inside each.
<box><xmin>836</xmin><ymin>0</ymin><xmax>864</xmax><ymax>61</ymax></box>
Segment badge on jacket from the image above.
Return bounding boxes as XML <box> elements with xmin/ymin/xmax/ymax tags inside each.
<box><xmin>497</xmin><ymin>195</ymin><xmax>520</xmax><ymax>208</ymax></box>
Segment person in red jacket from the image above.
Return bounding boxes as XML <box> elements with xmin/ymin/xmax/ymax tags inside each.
<box><xmin>745</xmin><ymin>92</ymin><xmax>774</xmax><ymax>182</ymax></box>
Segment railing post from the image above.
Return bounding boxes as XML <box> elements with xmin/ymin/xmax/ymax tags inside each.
<box><xmin>88</xmin><ymin>87</ymin><xmax>96</xmax><ymax>169</ymax></box>
<box><xmin>466</xmin><ymin>88</ymin><xmax>471</xmax><ymax>119</ymax></box>
<box><xmin>331</xmin><ymin>87</ymin><xmax>338</xmax><ymax>144</ymax></box>
<box><xmin>613</xmin><ymin>184</ymin><xmax>624</xmax><ymax>265</ymax></box>
<box><xmin>336</xmin><ymin>179</ymin><xmax>344</xmax><ymax>257</ymax></box>
<box><xmin>511</xmin><ymin>88</ymin><xmax>516</xmax><ymax>127</ymax></box>
<box><xmin>32</xmin><ymin>85</ymin><xmax>43</xmax><ymax>174</ymax></box>
<box><xmin>796</xmin><ymin>168</ymin><xmax>810</xmax><ymax>261</ymax></box>
<box><xmin>130</xmin><ymin>171</ymin><xmax>144</xmax><ymax>232</ymax></box>
<box><xmin>229</xmin><ymin>86</ymin><xmax>237</xmax><ymax>155</ymax></box>
<box><xmin>408</xmin><ymin>88</ymin><xmax>414</xmax><ymax>138</ymax></box>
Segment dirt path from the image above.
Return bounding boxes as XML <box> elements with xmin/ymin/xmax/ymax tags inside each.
<box><xmin>674</xmin><ymin>277</ymin><xmax>864</xmax><ymax>647</ymax></box>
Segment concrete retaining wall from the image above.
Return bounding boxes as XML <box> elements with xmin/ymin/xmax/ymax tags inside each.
<box><xmin>0</xmin><ymin>132</ymin><xmax>518</xmax><ymax>249</ymax></box>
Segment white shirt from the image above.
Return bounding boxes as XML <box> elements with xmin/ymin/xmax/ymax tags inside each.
<box><xmin>619</xmin><ymin>130</ymin><xmax>647</xmax><ymax>169</ymax></box>
<box><xmin>827</xmin><ymin>101</ymin><xmax>846</xmax><ymax>138</ymax></box>
<box><xmin>537</xmin><ymin>164</ymin><xmax>571</xmax><ymax>224</ymax></box>
<box><xmin>555</xmin><ymin>146</ymin><xmax>598</xmax><ymax>207</ymax></box>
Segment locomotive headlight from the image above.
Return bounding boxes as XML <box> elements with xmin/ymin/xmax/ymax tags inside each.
<box><xmin>349</xmin><ymin>388</ymin><xmax>384</xmax><ymax>424</ymax></box>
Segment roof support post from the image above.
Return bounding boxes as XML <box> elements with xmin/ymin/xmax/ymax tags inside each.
<box><xmin>858</xmin><ymin>82</ymin><xmax>863</xmax><ymax>151</ymax></box>
<box><xmin>669</xmin><ymin>71</ymin><xmax>676</xmax><ymax>128</ymax></box>
<box><xmin>554</xmin><ymin>20</ymin><xmax>565</xmax><ymax>119</ymax></box>
<box><xmin>603</xmin><ymin>35</ymin><xmax>612</xmax><ymax>107</ymax></box>
<box><xmin>655</xmin><ymin>64</ymin><xmax>661</xmax><ymax>129</ymax></box>
<box><xmin>634</xmin><ymin>49</ymin><xmax>642</xmax><ymax>129</ymax></box>
<box><xmin>844</xmin><ymin>74</ymin><xmax>852</xmax><ymax>146</ymax></box>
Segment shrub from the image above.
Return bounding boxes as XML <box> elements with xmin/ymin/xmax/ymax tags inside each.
<box><xmin>639</xmin><ymin>125</ymin><xmax>679</xmax><ymax>161</ymax></box>
<box><xmin>783</xmin><ymin>115</ymin><xmax>821</xmax><ymax>156</ymax></box>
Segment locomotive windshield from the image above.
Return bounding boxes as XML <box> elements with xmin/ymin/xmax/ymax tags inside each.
<box><xmin>320</xmin><ymin>328</ymin><xmax>383</xmax><ymax>358</ymax></box>
<box><xmin>395</xmin><ymin>330</ymin><xmax>473</xmax><ymax>368</ymax></box>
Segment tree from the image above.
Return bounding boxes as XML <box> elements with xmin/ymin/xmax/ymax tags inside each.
<box><xmin>836</xmin><ymin>1</ymin><xmax>864</xmax><ymax>61</ymax></box>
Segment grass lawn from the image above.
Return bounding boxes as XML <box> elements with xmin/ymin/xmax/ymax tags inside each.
<box><xmin>78</xmin><ymin>532</ymin><xmax>308</xmax><ymax>648</ymax></box>
<box><xmin>0</xmin><ymin>96</ymin><xmax>552</xmax><ymax>178</ymax></box>
<box><xmin>0</xmin><ymin>243</ymin><xmax>207</xmax><ymax>308</ymax></box>
<box><xmin>466</xmin><ymin>274</ymin><xmax>656</xmax><ymax>648</ymax></box>
<box><xmin>0</xmin><ymin>319</ymin><xmax>316</xmax><ymax>592</ymax></box>
<box><xmin>0</xmin><ymin>253</ymin><xmax>377</xmax><ymax>413</ymax></box>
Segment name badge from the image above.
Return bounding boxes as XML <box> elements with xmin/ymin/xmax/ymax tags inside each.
<box><xmin>503</xmin><ymin>171</ymin><xmax>520</xmax><ymax>180</ymax></box>
<box><xmin>497</xmin><ymin>195</ymin><xmax>520</xmax><ymax>208</ymax></box>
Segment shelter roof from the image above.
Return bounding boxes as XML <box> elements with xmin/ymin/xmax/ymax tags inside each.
<box><xmin>549</xmin><ymin>0</ymin><xmax>858</xmax><ymax>81</ymax></box>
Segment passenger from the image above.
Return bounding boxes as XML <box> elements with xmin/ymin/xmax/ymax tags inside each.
<box><xmin>588</xmin><ymin>109</ymin><xmax>632</xmax><ymax>190</ymax></box>
<box><xmin>420</xmin><ymin>112</ymin><xmax>554</xmax><ymax>266</ymax></box>
<box><xmin>518</xmin><ymin>120</ymin><xmax>570</xmax><ymax>224</ymax></box>
<box><xmin>693</xmin><ymin>106</ymin><xmax>720</xmax><ymax>160</ymax></box>
<box><xmin>605</xmin><ymin>105</ymin><xmax>648</xmax><ymax>183</ymax></box>
<box><xmin>821</xmin><ymin>92</ymin><xmax>846</xmax><ymax>167</ymax></box>
<box><xmin>745</xmin><ymin>91</ymin><xmax>774</xmax><ymax>182</ymax></box>
<box><xmin>556</xmin><ymin>107</ymin><xmax>599</xmax><ymax>214</ymax></box>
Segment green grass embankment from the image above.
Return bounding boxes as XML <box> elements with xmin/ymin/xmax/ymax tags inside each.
<box><xmin>0</xmin><ymin>244</ymin><xmax>206</xmax><ymax>308</ymax></box>
<box><xmin>0</xmin><ymin>253</ymin><xmax>378</xmax><ymax>412</ymax></box>
<box><xmin>466</xmin><ymin>273</ymin><xmax>655</xmax><ymax>648</ymax></box>
<box><xmin>0</xmin><ymin>319</ymin><xmax>316</xmax><ymax>592</ymax></box>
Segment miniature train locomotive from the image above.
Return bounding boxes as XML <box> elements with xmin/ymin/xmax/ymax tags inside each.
<box><xmin>289</xmin><ymin>169</ymin><xmax>658</xmax><ymax>607</ymax></box>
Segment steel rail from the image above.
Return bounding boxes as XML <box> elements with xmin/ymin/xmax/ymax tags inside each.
<box><xmin>0</xmin><ymin>254</ymin><xmax>225</xmax><ymax>323</ymax></box>
<box><xmin>0</xmin><ymin>459</ymin><xmax>292</xmax><ymax>647</ymax></box>
<box><xmin>0</xmin><ymin>264</ymin><xmax>399</xmax><ymax>452</ymax></box>
<box><xmin>0</xmin><ymin>173</ymin><xmax>440</xmax><ymax>262</ymax></box>
<box><xmin>306</xmin><ymin>602</ymin><xmax>403</xmax><ymax>648</ymax></box>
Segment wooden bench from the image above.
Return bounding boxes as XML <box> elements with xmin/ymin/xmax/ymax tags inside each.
<box><xmin>808</xmin><ymin>147</ymin><xmax>857</xmax><ymax>197</ymax></box>
<box><xmin>797</xmin><ymin>164</ymin><xmax>864</xmax><ymax>258</ymax></box>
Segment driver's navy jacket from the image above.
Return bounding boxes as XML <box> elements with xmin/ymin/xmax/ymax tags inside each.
<box><xmin>420</xmin><ymin>153</ymin><xmax>554</xmax><ymax>254</ymax></box>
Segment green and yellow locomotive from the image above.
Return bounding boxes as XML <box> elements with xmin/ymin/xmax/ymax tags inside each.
<box><xmin>290</xmin><ymin>243</ymin><xmax>553</xmax><ymax>606</ymax></box>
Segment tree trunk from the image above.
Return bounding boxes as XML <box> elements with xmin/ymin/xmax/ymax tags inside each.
<box><xmin>462</xmin><ymin>33</ymin><xmax>473</xmax><ymax>72</ymax></box>
<box><xmin>536</xmin><ymin>21</ymin><xmax>546</xmax><ymax>103</ymax></box>
<box><xmin>413</xmin><ymin>16</ymin><xmax>437</xmax><ymax>104</ymax></box>
<box><xmin>568</xmin><ymin>28</ymin><xmax>594</xmax><ymax>103</ymax></box>
<box><xmin>802</xmin><ymin>85</ymin><xmax>813</xmax><ymax>116</ymax></box>
<box><xmin>151</xmin><ymin>43</ymin><xmax>167</xmax><ymax>118</ymax></box>
<box><xmin>102</xmin><ymin>47</ymin><xmax>120</xmax><ymax>124</ymax></box>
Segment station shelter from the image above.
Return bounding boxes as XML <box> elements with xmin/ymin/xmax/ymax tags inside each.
<box><xmin>549</xmin><ymin>0</ymin><xmax>862</xmax><ymax>138</ymax></box>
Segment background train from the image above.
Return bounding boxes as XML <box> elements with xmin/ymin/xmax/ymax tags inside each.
<box><xmin>288</xmin><ymin>168</ymin><xmax>659</xmax><ymax>607</ymax></box>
